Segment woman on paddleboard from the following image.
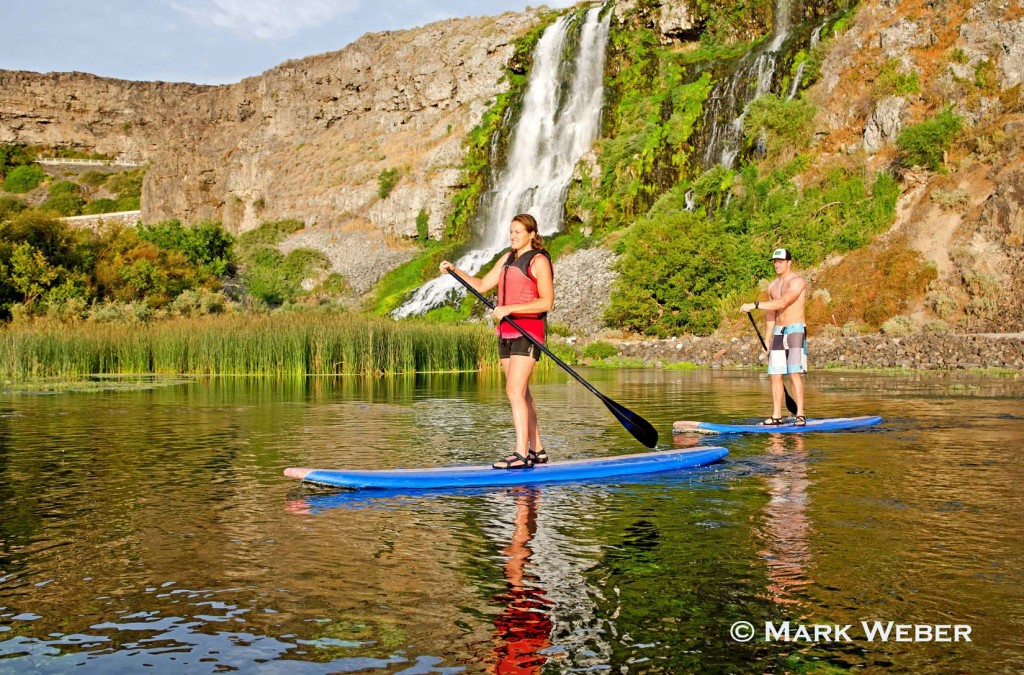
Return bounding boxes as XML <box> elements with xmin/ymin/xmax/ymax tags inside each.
<box><xmin>440</xmin><ymin>214</ymin><xmax>554</xmax><ymax>470</ymax></box>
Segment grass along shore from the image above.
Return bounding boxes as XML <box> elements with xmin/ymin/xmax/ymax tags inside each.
<box><xmin>0</xmin><ymin>313</ymin><xmax>500</xmax><ymax>379</ymax></box>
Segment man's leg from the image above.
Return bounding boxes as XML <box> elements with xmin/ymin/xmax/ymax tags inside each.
<box><xmin>789</xmin><ymin>372</ymin><xmax>804</xmax><ymax>417</ymax></box>
<box><xmin>770</xmin><ymin>374</ymin><xmax>784</xmax><ymax>420</ymax></box>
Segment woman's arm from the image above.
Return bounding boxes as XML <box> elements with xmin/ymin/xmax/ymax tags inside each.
<box><xmin>439</xmin><ymin>258</ymin><xmax>504</xmax><ymax>294</ymax></box>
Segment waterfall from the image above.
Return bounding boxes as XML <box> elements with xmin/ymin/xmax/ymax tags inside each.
<box><xmin>697</xmin><ymin>0</ymin><xmax>797</xmax><ymax>170</ymax></box>
<box><xmin>787</xmin><ymin>22</ymin><xmax>825</xmax><ymax>100</ymax></box>
<box><xmin>394</xmin><ymin>6</ymin><xmax>611</xmax><ymax>318</ymax></box>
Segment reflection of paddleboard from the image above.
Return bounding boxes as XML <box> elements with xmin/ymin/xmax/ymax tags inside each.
<box><xmin>673</xmin><ymin>415</ymin><xmax>882</xmax><ymax>435</ymax></box>
<box><xmin>284</xmin><ymin>447</ymin><xmax>728</xmax><ymax>490</ymax></box>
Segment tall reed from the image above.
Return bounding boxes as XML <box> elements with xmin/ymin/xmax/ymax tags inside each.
<box><xmin>0</xmin><ymin>314</ymin><xmax>498</xmax><ymax>379</ymax></box>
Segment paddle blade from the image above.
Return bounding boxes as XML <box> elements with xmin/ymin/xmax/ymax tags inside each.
<box><xmin>602</xmin><ymin>396</ymin><xmax>659</xmax><ymax>448</ymax></box>
<box><xmin>784</xmin><ymin>388</ymin><xmax>798</xmax><ymax>415</ymax></box>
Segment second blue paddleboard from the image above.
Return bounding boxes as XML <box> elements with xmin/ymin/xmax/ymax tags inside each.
<box><xmin>673</xmin><ymin>415</ymin><xmax>882</xmax><ymax>435</ymax></box>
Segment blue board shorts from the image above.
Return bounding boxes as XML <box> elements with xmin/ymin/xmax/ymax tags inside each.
<box><xmin>768</xmin><ymin>323</ymin><xmax>807</xmax><ymax>375</ymax></box>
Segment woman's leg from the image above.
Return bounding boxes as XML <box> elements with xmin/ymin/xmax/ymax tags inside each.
<box><xmin>504</xmin><ymin>354</ymin><xmax>537</xmax><ymax>457</ymax></box>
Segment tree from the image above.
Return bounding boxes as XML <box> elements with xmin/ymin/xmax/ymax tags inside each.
<box><xmin>9</xmin><ymin>241</ymin><xmax>58</xmax><ymax>305</ymax></box>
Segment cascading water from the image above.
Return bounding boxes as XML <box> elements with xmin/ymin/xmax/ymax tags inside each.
<box><xmin>697</xmin><ymin>0</ymin><xmax>796</xmax><ymax>170</ymax></box>
<box><xmin>394</xmin><ymin>5</ymin><xmax>611</xmax><ymax>318</ymax></box>
<box><xmin>787</xmin><ymin>22</ymin><xmax>825</xmax><ymax>100</ymax></box>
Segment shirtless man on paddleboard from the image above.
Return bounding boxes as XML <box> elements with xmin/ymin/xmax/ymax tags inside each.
<box><xmin>741</xmin><ymin>248</ymin><xmax>807</xmax><ymax>426</ymax></box>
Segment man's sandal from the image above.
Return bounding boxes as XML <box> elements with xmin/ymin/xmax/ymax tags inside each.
<box><xmin>493</xmin><ymin>451</ymin><xmax>534</xmax><ymax>470</ymax></box>
<box><xmin>529</xmin><ymin>448</ymin><xmax>549</xmax><ymax>464</ymax></box>
<box><xmin>759</xmin><ymin>417</ymin><xmax>785</xmax><ymax>426</ymax></box>
<box><xmin>794</xmin><ymin>415</ymin><xmax>806</xmax><ymax>426</ymax></box>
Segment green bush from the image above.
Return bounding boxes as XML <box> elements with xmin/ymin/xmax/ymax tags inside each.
<box><xmin>377</xmin><ymin>168</ymin><xmax>401</xmax><ymax>200</ymax></box>
<box><xmin>0</xmin><ymin>144</ymin><xmax>36</xmax><ymax>174</ymax></box>
<box><xmin>2</xmin><ymin>165</ymin><xmax>46</xmax><ymax>193</ymax></box>
<box><xmin>104</xmin><ymin>169</ymin><xmax>145</xmax><ymax>200</ymax></box>
<box><xmin>874</xmin><ymin>59</ymin><xmax>920</xmax><ymax>98</ymax></box>
<box><xmin>582</xmin><ymin>340</ymin><xmax>619</xmax><ymax>360</ymax></box>
<box><xmin>42</xmin><ymin>181</ymin><xmax>84</xmax><ymax>216</ymax></box>
<box><xmin>82</xmin><ymin>198</ymin><xmax>120</xmax><ymax>215</ymax></box>
<box><xmin>607</xmin><ymin>210</ymin><xmax>755</xmax><ymax>336</ymax></box>
<box><xmin>897</xmin><ymin>108</ymin><xmax>962</xmax><ymax>171</ymax></box>
<box><xmin>880</xmin><ymin>315</ymin><xmax>914</xmax><ymax>336</ymax></box>
<box><xmin>138</xmin><ymin>220</ymin><xmax>236</xmax><ymax>276</ymax></box>
<box><xmin>80</xmin><ymin>171</ymin><xmax>109</xmax><ymax>187</ymax></box>
<box><xmin>0</xmin><ymin>196</ymin><xmax>27</xmax><ymax>221</ymax></box>
<box><xmin>416</xmin><ymin>209</ymin><xmax>429</xmax><ymax>243</ymax></box>
<box><xmin>743</xmin><ymin>94</ymin><xmax>818</xmax><ymax>160</ymax></box>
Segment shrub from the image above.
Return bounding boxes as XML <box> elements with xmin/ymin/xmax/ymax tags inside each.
<box><xmin>0</xmin><ymin>195</ymin><xmax>26</xmax><ymax>221</ymax></box>
<box><xmin>926</xmin><ymin>290</ymin><xmax>957</xmax><ymax>318</ymax></box>
<box><xmin>743</xmin><ymin>94</ymin><xmax>818</xmax><ymax>160</ymax></box>
<box><xmin>170</xmin><ymin>288</ymin><xmax>227</xmax><ymax>316</ymax></box>
<box><xmin>138</xmin><ymin>220</ymin><xmax>236</xmax><ymax>276</ymax></box>
<box><xmin>42</xmin><ymin>181</ymin><xmax>84</xmax><ymax>216</ymax></box>
<box><xmin>2</xmin><ymin>165</ymin><xmax>46</xmax><ymax>193</ymax></box>
<box><xmin>416</xmin><ymin>209</ymin><xmax>429</xmax><ymax>243</ymax></box>
<box><xmin>378</xmin><ymin>167</ymin><xmax>402</xmax><ymax>200</ymax></box>
<box><xmin>964</xmin><ymin>271</ymin><xmax>999</xmax><ymax>298</ymax></box>
<box><xmin>880</xmin><ymin>315</ymin><xmax>914</xmax><ymax>336</ymax></box>
<box><xmin>105</xmin><ymin>169</ymin><xmax>145</xmax><ymax>200</ymax></box>
<box><xmin>80</xmin><ymin>171</ymin><xmax>109</xmax><ymax>187</ymax></box>
<box><xmin>930</xmin><ymin>187</ymin><xmax>971</xmax><ymax>211</ymax></box>
<box><xmin>582</xmin><ymin>340</ymin><xmax>619</xmax><ymax>360</ymax></box>
<box><xmin>874</xmin><ymin>59</ymin><xmax>920</xmax><ymax>98</ymax></box>
<box><xmin>841</xmin><ymin>321</ymin><xmax>863</xmax><ymax>336</ymax></box>
<box><xmin>897</xmin><ymin>108</ymin><xmax>962</xmax><ymax>171</ymax></box>
<box><xmin>923</xmin><ymin>319</ymin><xmax>949</xmax><ymax>334</ymax></box>
<box><xmin>83</xmin><ymin>198</ymin><xmax>120</xmax><ymax>215</ymax></box>
<box><xmin>607</xmin><ymin>211</ymin><xmax>756</xmax><ymax>336</ymax></box>
<box><xmin>966</xmin><ymin>296</ymin><xmax>997</xmax><ymax>320</ymax></box>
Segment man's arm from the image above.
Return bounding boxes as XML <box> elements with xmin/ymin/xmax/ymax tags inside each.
<box><xmin>757</xmin><ymin>277</ymin><xmax>806</xmax><ymax>312</ymax></box>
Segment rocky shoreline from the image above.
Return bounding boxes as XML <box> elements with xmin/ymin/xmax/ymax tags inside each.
<box><xmin>596</xmin><ymin>332</ymin><xmax>1024</xmax><ymax>371</ymax></box>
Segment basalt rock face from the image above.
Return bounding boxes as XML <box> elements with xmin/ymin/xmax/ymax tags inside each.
<box><xmin>0</xmin><ymin>11</ymin><xmax>543</xmax><ymax>291</ymax></box>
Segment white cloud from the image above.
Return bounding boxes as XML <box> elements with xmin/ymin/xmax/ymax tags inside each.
<box><xmin>169</xmin><ymin>0</ymin><xmax>361</xmax><ymax>40</ymax></box>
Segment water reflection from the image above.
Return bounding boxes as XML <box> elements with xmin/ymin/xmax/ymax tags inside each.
<box><xmin>489</xmin><ymin>489</ymin><xmax>552</xmax><ymax>673</ymax></box>
<box><xmin>757</xmin><ymin>434</ymin><xmax>812</xmax><ymax>607</ymax></box>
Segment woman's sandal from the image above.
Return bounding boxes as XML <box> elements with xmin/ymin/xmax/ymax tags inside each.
<box><xmin>529</xmin><ymin>448</ymin><xmax>549</xmax><ymax>464</ymax></box>
<box><xmin>794</xmin><ymin>415</ymin><xmax>806</xmax><ymax>427</ymax></box>
<box><xmin>493</xmin><ymin>451</ymin><xmax>534</xmax><ymax>470</ymax></box>
<box><xmin>759</xmin><ymin>417</ymin><xmax>785</xmax><ymax>426</ymax></box>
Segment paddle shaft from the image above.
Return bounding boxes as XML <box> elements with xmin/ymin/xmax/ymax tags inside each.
<box><xmin>746</xmin><ymin>311</ymin><xmax>799</xmax><ymax>415</ymax></box>
<box><xmin>447</xmin><ymin>269</ymin><xmax>658</xmax><ymax>448</ymax></box>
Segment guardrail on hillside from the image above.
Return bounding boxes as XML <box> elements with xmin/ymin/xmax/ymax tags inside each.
<box><xmin>35</xmin><ymin>158</ymin><xmax>147</xmax><ymax>168</ymax></box>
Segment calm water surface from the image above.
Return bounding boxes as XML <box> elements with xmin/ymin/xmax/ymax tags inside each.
<box><xmin>1</xmin><ymin>369</ymin><xmax>1022</xmax><ymax>673</ymax></box>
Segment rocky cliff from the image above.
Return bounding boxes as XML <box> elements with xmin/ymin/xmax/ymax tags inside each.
<box><xmin>0</xmin><ymin>10</ymin><xmax>544</xmax><ymax>290</ymax></box>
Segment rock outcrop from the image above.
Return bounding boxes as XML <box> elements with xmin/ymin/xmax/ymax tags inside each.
<box><xmin>0</xmin><ymin>10</ymin><xmax>544</xmax><ymax>290</ymax></box>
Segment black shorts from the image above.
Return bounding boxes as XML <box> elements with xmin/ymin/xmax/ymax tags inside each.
<box><xmin>498</xmin><ymin>335</ymin><xmax>542</xmax><ymax>361</ymax></box>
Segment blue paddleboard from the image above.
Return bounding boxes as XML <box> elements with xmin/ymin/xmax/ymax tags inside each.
<box><xmin>284</xmin><ymin>446</ymin><xmax>728</xmax><ymax>490</ymax></box>
<box><xmin>673</xmin><ymin>415</ymin><xmax>882</xmax><ymax>435</ymax></box>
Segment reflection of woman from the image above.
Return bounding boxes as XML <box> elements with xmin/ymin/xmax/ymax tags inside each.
<box><xmin>759</xmin><ymin>434</ymin><xmax>812</xmax><ymax>605</ymax></box>
<box><xmin>440</xmin><ymin>214</ymin><xmax>554</xmax><ymax>470</ymax></box>
<box><xmin>490</xmin><ymin>490</ymin><xmax>552</xmax><ymax>673</ymax></box>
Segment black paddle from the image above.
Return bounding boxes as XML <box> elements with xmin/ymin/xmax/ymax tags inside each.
<box><xmin>746</xmin><ymin>311</ymin><xmax>798</xmax><ymax>415</ymax></box>
<box><xmin>448</xmin><ymin>270</ymin><xmax>659</xmax><ymax>448</ymax></box>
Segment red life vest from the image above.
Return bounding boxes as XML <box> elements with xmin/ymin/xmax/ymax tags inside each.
<box><xmin>497</xmin><ymin>249</ymin><xmax>551</xmax><ymax>341</ymax></box>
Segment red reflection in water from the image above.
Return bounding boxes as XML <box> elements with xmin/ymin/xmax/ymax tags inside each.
<box><xmin>489</xmin><ymin>489</ymin><xmax>553</xmax><ymax>674</ymax></box>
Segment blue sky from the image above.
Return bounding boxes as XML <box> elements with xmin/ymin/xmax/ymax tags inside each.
<box><xmin>0</xmin><ymin>0</ymin><xmax>576</xmax><ymax>85</ymax></box>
